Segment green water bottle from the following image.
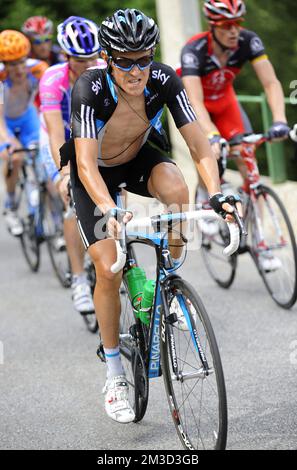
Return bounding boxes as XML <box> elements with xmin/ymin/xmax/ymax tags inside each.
<box><xmin>139</xmin><ymin>280</ymin><xmax>156</xmax><ymax>325</ymax></box>
<box><xmin>125</xmin><ymin>266</ymin><xmax>147</xmax><ymax>311</ymax></box>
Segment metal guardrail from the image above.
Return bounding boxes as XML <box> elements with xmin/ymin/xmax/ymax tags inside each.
<box><xmin>238</xmin><ymin>93</ymin><xmax>293</xmax><ymax>184</ymax></box>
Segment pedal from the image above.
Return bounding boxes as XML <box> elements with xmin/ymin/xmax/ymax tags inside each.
<box><xmin>96</xmin><ymin>342</ymin><xmax>106</xmax><ymax>362</ymax></box>
<box><xmin>166</xmin><ymin>313</ymin><xmax>178</xmax><ymax>325</ymax></box>
<box><xmin>79</xmin><ymin>309</ymin><xmax>95</xmax><ymax>316</ymax></box>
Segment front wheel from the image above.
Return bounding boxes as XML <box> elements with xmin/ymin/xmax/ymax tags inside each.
<box><xmin>161</xmin><ymin>278</ymin><xmax>227</xmax><ymax>450</ymax></box>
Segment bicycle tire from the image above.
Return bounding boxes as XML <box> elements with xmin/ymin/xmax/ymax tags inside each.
<box><xmin>81</xmin><ymin>260</ymin><xmax>98</xmax><ymax>333</ymax></box>
<box><xmin>43</xmin><ymin>191</ymin><xmax>71</xmax><ymax>288</ymax></box>
<box><xmin>249</xmin><ymin>184</ymin><xmax>297</xmax><ymax>309</ymax></box>
<box><xmin>119</xmin><ymin>279</ymin><xmax>149</xmax><ymax>422</ymax></box>
<box><xmin>19</xmin><ymin>215</ymin><xmax>40</xmax><ymax>272</ymax></box>
<box><xmin>160</xmin><ymin>277</ymin><xmax>227</xmax><ymax>450</ymax></box>
<box><xmin>200</xmin><ymin>221</ymin><xmax>237</xmax><ymax>289</ymax></box>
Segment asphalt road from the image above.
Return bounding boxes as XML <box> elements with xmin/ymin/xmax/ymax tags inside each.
<box><xmin>1</xmin><ymin>190</ymin><xmax>297</xmax><ymax>451</ymax></box>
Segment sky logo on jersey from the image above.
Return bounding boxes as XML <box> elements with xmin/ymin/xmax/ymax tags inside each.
<box><xmin>92</xmin><ymin>79</ymin><xmax>102</xmax><ymax>95</ymax></box>
<box><xmin>152</xmin><ymin>69</ymin><xmax>170</xmax><ymax>86</ymax></box>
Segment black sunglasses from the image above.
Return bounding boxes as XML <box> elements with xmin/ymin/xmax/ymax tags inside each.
<box><xmin>111</xmin><ymin>54</ymin><xmax>154</xmax><ymax>72</ymax></box>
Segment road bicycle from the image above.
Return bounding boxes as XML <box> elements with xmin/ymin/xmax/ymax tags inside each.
<box><xmin>199</xmin><ymin>131</ymin><xmax>297</xmax><ymax>309</ymax></box>
<box><xmin>97</xmin><ymin>206</ymin><xmax>241</xmax><ymax>450</ymax></box>
<box><xmin>6</xmin><ymin>146</ymin><xmax>70</xmax><ymax>285</ymax></box>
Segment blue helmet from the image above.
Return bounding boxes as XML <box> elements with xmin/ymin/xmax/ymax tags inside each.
<box><xmin>57</xmin><ymin>16</ymin><xmax>100</xmax><ymax>58</ymax></box>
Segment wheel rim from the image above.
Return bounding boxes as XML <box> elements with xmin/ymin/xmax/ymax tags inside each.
<box><xmin>249</xmin><ymin>188</ymin><xmax>297</xmax><ymax>308</ymax></box>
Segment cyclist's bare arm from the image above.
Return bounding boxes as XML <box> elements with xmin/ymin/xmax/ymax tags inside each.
<box><xmin>252</xmin><ymin>58</ymin><xmax>287</xmax><ymax>124</ymax></box>
<box><xmin>179</xmin><ymin>121</ymin><xmax>221</xmax><ymax>196</ymax></box>
<box><xmin>74</xmin><ymin>137</ymin><xmax>117</xmax><ymax>214</ymax></box>
<box><xmin>182</xmin><ymin>76</ymin><xmax>219</xmax><ymax>136</ymax></box>
<box><xmin>0</xmin><ymin>104</ymin><xmax>16</xmax><ymax>160</ymax></box>
<box><xmin>0</xmin><ymin>104</ymin><xmax>10</xmax><ymax>143</ymax></box>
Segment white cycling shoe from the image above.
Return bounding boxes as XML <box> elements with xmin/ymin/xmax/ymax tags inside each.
<box><xmin>258</xmin><ymin>252</ymin><xmax>282</xmax><ymax>272</ymax></box>
<box><xmin>103</xmin><ymin>375</ymin><xmax>135</xmax><ymax>424</ymax></box>
<box><xmin>4</xmin><ymin>209</ymin><xmax>23</xmax><ymax>237</ymax></box>
<box><xmin>172</xmin><ymin>298</ymin><xmax>196</xmax><ymax>331</ymax></box>
<box><xmin>71</xmin><ymin>281</ymin><xmax>94</xmax><ymax>313</ymax></box>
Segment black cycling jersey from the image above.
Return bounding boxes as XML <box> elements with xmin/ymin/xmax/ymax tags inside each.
<box><xmin>180</xmin><ymin>29</ymin><xmax>267</xmax><ymax>101</ymax></box>
<box><xmin>71</xmin><ymin>62</ymin><xmax>197</xmax><ymax>143</ymax></box>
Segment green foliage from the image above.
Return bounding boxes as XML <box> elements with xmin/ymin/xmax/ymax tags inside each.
<box><xmin>0</xmin><ymin>0</ymin><xmax>157</xmax><ymax>31</ymax></box>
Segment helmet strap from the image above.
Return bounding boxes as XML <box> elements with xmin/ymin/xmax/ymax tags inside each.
<box><xmin>211</xmin><ymin>26</ymin><xmax>231</xmax><ymax>53</ymax></box>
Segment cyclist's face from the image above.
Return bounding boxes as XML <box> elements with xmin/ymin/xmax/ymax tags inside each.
<box><xmin>31</xmin><ymin>40</ymin><xmax>52</xmax><ymax>61</ymax></box>
<box><xmin>68</xmin><ymin>55</ymin><xmax>99</xmax><ymax>76</ymax></box>
<box><xmin>110</xmin><ymin>50</ymin><xmax>152</xmax><ymax>96</ymax></box>
<box><xmin>213</xmin><ymin>21</ymin><xmax>242</xmax><ymax>48</ymax></box>
<box><xmin>5</xmin><ymin>57</ymin><xmax>27</xmax><ymax>82</ymax></box>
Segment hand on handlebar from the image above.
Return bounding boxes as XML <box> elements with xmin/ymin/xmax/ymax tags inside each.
<box><xmin>209</xmin><ymin>193</ymin><xmax>243</xmax><ymax>223</ymax></box>
<box><xmin>106</xmin><ymin>207</ymin><xmax>133</xmax><ymax>240</ymax></box>
<box><xmin>267</xmin><ymin>122</ymin><xmax>290</xmax><ymax>141</ymax></box>
<box><xmin>0</xmin><ymin>142</ymin><xmax>16</xmax><ymax>162</ymax></box>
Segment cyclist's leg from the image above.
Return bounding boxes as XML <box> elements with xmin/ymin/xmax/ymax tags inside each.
<box><xmin>70</xmin><ymin>158</ymin><xmax>123</xmax><ymax>348</ymax></box>
<box><xmin>215</xmin><ymin>99</ymin><xmax>254</xmax><ymax>185</ymax></box>
<box><xmin>2</xmin><ymin>119</ymin><xmax>24</xmax><ymax>235</ymax></box>
<box><xmin>2</xmin><ymin>124</ymin><xmax>23</xmax><ymax>198</ymax></box>
<box><xmin>118</xmin><ymin>142</ymin><xmax>189</xmax><ymax>261</ymax></box>
<box><xmin>148</xmin><ymin>162</ymin><xmax>189</xmax><ymax>260</ymax></box>
<box><xmin>70</xmin><ymin>161</ymin><xmax>135</xmax><ymax>422</ymax></box>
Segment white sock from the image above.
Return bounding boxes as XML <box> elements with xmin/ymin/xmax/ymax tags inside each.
<box><xmin>72</xmin><ymin>272</ymin><xmax>88</xmax><ymax>287</ymax></box>
<box><xmin>104</xmin><ymin>346</ymin><xmax>124</xmax><ymax>380</ymax></box>
<box><xmin>172</xmin><ymin>257</ymin><xmax>182</xmax><ymax>266</ymax></box>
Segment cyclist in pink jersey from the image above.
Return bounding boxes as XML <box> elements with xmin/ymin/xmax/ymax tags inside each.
<box><xmin>39</xmin><ymin>16</ymin><xmax>106</xmax><ymax>313</ymax></box>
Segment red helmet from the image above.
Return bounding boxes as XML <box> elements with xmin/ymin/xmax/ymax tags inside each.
<box><xmin>203</xmin><ymin>0</ymin><xmax>246</xmax><ymax>24</ymax></box>
<box><xmin>21</xmin><ymin>16</ymin><xmax>53</xmax><ymax>38</ymax></box>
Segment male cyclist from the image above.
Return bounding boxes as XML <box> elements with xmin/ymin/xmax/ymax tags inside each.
<box><xmin>0</xmin><ymin>30</ymin><xmax>48</xmax><ymax>236</ymax></box>
<box><xmin>22</xmin><ymin>16</ymin><xmax>64</xmax><ymax>65</ymax></box>
<box><xmin>61</xmin><ymin>9</ymin><xmax>240</xmax><ymax>424</ymax></box>
<box><xmin>39</xmin><ymin>16</ymin><xmax>106</xmax><ymax>313</ymax></box>
<box><xmin>179</xmin><ymin>0</ymin><xmax>289</xmax><ymax>270</ymax></box>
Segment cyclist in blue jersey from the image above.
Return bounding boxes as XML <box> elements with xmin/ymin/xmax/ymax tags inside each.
<box><xmin>0</xmin><ymin>30</ymin><xmax>48</xmax><ymax>236</ymax></box>
<box><xmin>62</xmin><ymin>9</ymin><xmax>240</xmax><ymax>424</ymax></box>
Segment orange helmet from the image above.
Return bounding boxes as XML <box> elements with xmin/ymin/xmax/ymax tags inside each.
<box><xmin>0</xmin><ymin>30</ymin><xmax>31</xmax><ymax>62</ymax></box>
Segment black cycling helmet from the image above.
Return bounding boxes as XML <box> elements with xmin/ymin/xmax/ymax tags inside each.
<box><xmin>99</xmin><ymin>9</ymin><xmax>160</xmax><ymax>53</ymax></box>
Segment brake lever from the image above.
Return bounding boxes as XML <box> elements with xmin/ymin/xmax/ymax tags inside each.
<box><xmin>232</xmin><ymin>207</ymin><xmax>248</xmax><ymax>237</ymax></box>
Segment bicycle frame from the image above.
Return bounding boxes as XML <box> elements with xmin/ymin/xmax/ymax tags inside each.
<box><xmin>125</xmin><ymin>228</ymin><xmax>210</xmax><ymax>380</ymax></box>
<box><xmin>125</xmin><ymin>229</ymin><xmax>169</xmax><ymax>379</ymax></box>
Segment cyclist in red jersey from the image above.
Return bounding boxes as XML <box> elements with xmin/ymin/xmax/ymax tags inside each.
<box><xmin>22</xmin><ymin>16</ymin><xmax>64</xmax><ymax>66</ymax></box>
<box><xmin>179</xmin><ymin>0</ymin><xmax>289</xmax><ymax>198</ymax></box>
